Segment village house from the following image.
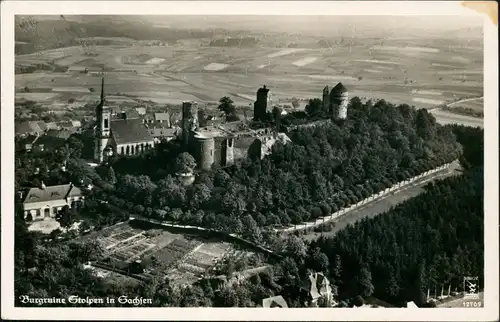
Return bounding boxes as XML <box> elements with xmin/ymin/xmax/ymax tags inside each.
<box><xmin>300</xmin><ymin>272</ymin><xmax>334</xmax><ymax>307</ymax></box>
<box><xmin>22</xmin><ymin>182</ymin><xmax>84</xmax><ymax>221</ymax></box>
<box><xmin>154</xmin><ymin>112</ymin><xmax>171</xmax><ymax>126</ymax></box>
<box><xmin>15</xmin><ymin>121</ymin><xmax>47</xmax><ymax>137</ymax></box>
<box><xmin>149</xmin><ymin>127</ymin><xmax>180</xmax><ymax>142</ymax></box>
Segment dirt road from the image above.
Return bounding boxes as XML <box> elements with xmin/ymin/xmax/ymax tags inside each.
<box><xmin>298</xmin><ymin>161</ymin><xmax>461</xmax><ymax>241</ymax></box>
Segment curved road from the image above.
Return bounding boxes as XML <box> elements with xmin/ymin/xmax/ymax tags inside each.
<box><xmin>276</xmin><ymin>161</ymin><xmax>459</xmax><ymax>234</ymax></box>
<box><xmin>429</xmin><ymin>96</ymin><xmax>483</xmax><ymax>128</ymax></box>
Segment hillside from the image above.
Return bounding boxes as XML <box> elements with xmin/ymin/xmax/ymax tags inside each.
<box><xmin>15</xmin><ymin>15</ymin><xmax>216</xmax><ymax>55</ymax></box>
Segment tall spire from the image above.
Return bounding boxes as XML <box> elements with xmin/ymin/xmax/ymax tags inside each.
<box><xmin>100</xmin><ymin>75</ymin><xmax>105</xmax><ymax>103</ymax></box>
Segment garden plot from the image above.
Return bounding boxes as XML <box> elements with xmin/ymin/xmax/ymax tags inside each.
<box><xmin>149</xmin><ymin>238</ymin><xmax>202</xmax><ymax>268</ymax></box>
<box><xmin>168</xmin><ymin>241</ymin><xmax>234</xmax><ymax>285</ymax></box>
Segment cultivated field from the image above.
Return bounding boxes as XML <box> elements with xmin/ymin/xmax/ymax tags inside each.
<box><xmin>15</xmin><ymin>36</ymin><xmax>483</xmax><ymax>116</ymax></box>
<box><xmin>82</xmin><ymin>222</ymin><xmax>257</xmax><ymax>285</ymax></box>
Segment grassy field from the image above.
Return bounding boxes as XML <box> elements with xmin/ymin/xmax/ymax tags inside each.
<box><xmin>15</xmin><ymin>36</ymin><xmax>483</xmax><ymax>114</ymax></box>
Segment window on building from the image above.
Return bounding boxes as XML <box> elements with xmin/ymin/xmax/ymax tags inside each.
<box><xmin>104</xmin><ymin>118</ymin><xmax>109</xmax><ymax>129</ymax></box>
<box><xmin>121</xmin><ymin>146</ymin><xmax>124</xmax><ymax>154</ymax></box>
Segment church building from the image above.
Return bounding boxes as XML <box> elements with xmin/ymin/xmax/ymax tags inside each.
<box><xmin>94</xmin><ymin>78</ymin><xmax>155</xmax><ymax>163</ymax></box>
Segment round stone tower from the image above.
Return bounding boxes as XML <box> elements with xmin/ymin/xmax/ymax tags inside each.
<box><xmin>182</xmin><ymin>101</ymin><xmax>199</xmax><ymax>146</ymax></box>
<box><xmin>330</xmin><ymin>82</ymin><xmax>348</xmax><ymax>120</ymax></box>
<box><xmin>192</xmin><ymin>132</ymin><xmax>215</xmax><ymax>171</ymax></box>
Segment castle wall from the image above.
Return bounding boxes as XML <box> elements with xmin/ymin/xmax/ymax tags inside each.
<box><xmin>182</xmin><ymin>101</ymin><xmax>199</xmax><ymax>146</ymax></box>
<box><xmin>221</xmin><ymin>137</ymin><xmax>234</xmax><ymax>167</ymax></box>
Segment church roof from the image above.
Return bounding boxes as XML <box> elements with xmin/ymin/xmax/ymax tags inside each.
<box><xmin>331</xmin><ymin>82</ymin><xmax>347</xmax><ymax>94</ymax></box>
<box><xmin>111</xmin><ymin>118</ymin><xmax>154</xmax><ymax>145</ymax></box>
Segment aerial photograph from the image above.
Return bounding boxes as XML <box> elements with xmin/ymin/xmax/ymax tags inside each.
<box><xmin>13</xmin><ymin>14</ymin><xmax>484</xmax><ymax>308</ymax></box>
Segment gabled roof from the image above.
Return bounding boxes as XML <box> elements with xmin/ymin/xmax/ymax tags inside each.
<box><xmin>24</xmin><ymin>184</ymin><xmax>82</xmax><ymax>204</ymax></box>
<box><xmin>57</xmin><ymin>121</ymin><xmax>74</xmax><ymax>129</ymax></box>
<box><xmin>34</xmin><ymin>134</ymin><xmax>67</xmax><ymax>150</ymax></box>
<box><xmin>111</xmin><ymin>118</ymin><xmax>154</xmax><ymax>145</ymax></box>
<box><xmin>154</xmin><ymin>112</ymin><xmax>170</xmax><ymax>121</ymax></box>
<box><xmin>36</xmin><ymin>121</ymin><xmax>48</xmax><ymax>132</ymax></box>
<box><xmin>300</xmin><ymin>272</ymin><xmax>331</xmax><ymax>300</ymax></box>
<box><xmin>331</xmin><ymin>82</ymin><xmax>347</xmax><ymax>94</ymax></box>
<box><xmin>149</xmin><ymin>127</ymin><xmax>178</xmax><ymax>137</ymax></box>
<box><xmin>46</xmin><ymin>129</ymin><xmax>75</xmax><ymax>140</ymax></box>
<box><xmin>406</xmin><ymin>301</ymin><xmax>418</xmax><ymax>308</ymax></box>
<box><xmin>15</xmin><ymin>121</ymin><xmax>44</xmax><ymax>135</ymax></box>
<box><xmin>262</xmin><ymin>295</ymin><xmax>288</xmax><ymax>308</ymax></box>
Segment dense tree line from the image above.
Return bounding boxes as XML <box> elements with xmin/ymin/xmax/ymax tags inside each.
<box><xmin>15</xmin><ymin>17</ymin><xmax>216</xmax><ymax>55</ymax></box>
<box><xmin>14</xmin><ymin>112</ymin><xmax>483</xmax><ymax>307</ymax></box>
<box><xmin>309</xmin><ymin>165</ymin><xmax>483</xmax><ymax>306</ymax></box>
<box><xmin>100</xmin><ymin>98</ymin><xmax>462</xmax><ymax>242</ymax></box>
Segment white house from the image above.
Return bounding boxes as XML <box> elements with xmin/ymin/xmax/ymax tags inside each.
<box><xmin>22</xmin><ymin>182</ymin><xmax>84</xmax><ymax>221</ymax></box>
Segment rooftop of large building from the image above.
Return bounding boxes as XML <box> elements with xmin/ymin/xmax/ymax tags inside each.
<box><xmin>111</xmin><ymin>118</ymin><xmax>155</xmax><ymax>145</ymax></box>
<box><xmin>24</xmin><ymin>183</ymin><xmax>82</xmax><ymax>204</ymax></box>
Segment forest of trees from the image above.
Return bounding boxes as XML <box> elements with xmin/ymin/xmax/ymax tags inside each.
<box><xmin>84</xmin><ymin>98</ymin><xmax>463</xmax><ymax>240</ymax></box>
<box><xmin>15</xmin><ymin>98</ymin><xmax>465</xmax><ymax>239</ymax></box>
<box><xmin>15</xmin><ymin>17</ymin><xmax>216</xmax><ymax>55</ymax></box>
<box><xmin>14</xmin><ymin>125</ymin><xmax>483</xmax><ymax>307</ymax></box>
<box><xmin>14</xmin><ymin>90</ymin><xmax>483</xmax><ymax>307</ymax></box>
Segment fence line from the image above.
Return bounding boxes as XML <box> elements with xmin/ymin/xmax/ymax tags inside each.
<box><xmin>276</xmin><ymin>160</ymin><xmax>457</xmax><ymax>233</ymax></box>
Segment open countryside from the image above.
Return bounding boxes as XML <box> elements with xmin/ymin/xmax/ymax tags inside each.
<box><xmin>13</xmin><ymin>14</ymin><xmax>485</xmax><ymax>312</ymax></box>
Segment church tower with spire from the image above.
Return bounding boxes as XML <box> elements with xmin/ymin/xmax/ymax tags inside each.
<box><xmin>94</xmin><ymin>77</ymin><xmax>112</xmax><ymax>163</ymax></box>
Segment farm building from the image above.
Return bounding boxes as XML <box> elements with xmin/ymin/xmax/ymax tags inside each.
<box><xmin>22</xmin><ymin>182</ymin><xmax>84</xmax><ymax>221</ymax></box>
<box><xmin>94</xmin><ymin>78</ymin><xmax>155</xmax><ymax>163</ymax></box>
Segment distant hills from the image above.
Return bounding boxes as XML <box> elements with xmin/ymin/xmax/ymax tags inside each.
<box><xmin>15</xmin><ymin>15</ymin><xmax>483</xmax><ymax>55</ymax></box>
